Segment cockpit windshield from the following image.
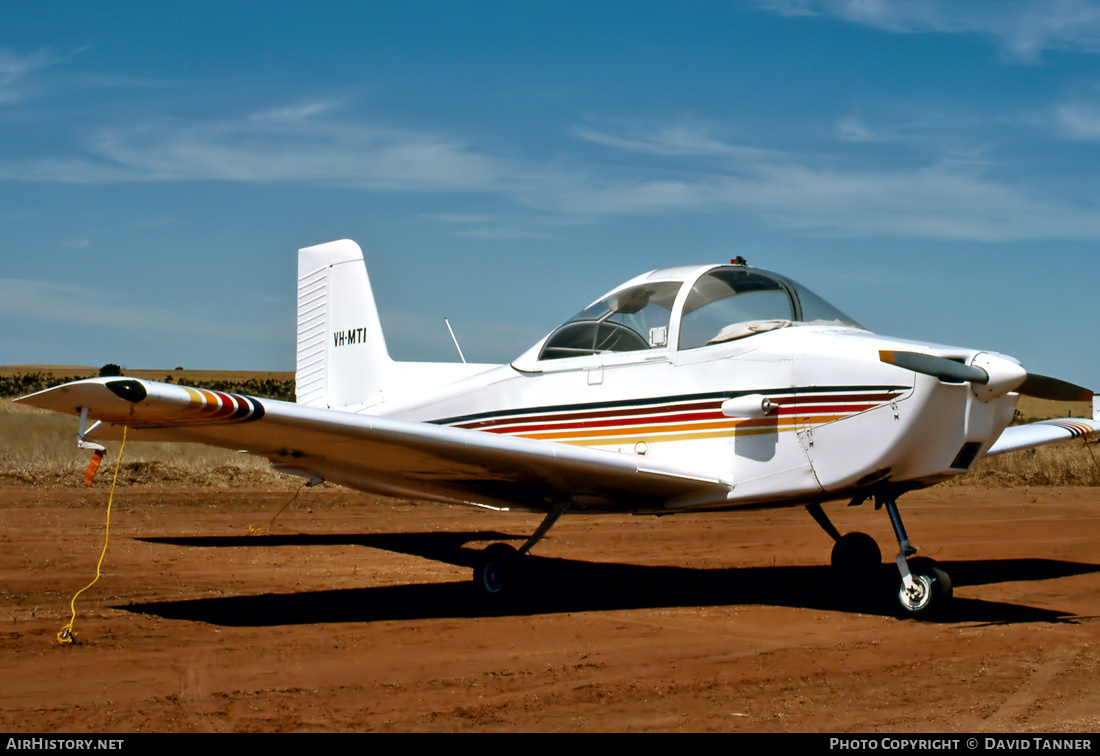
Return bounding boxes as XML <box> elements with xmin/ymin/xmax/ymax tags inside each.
<box><xmin>678</xmin><ymin>268</ymin><xmax>861</xmax><ymax>350</ymax></box>
<box><xmin>539</xmin><ymin>281</ymin><xmax>682</xmax><ymax>360</ymax></box>
<box><xmin>531</xmin><ymin>265</ymin><xmax>862</xmax><ymax>363</ymax></box>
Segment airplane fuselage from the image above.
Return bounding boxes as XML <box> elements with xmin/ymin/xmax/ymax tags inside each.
<box><xmin>370</xmin><ymin>324</ymin><xmax>1018</xmax><ymax>512</ymax></box>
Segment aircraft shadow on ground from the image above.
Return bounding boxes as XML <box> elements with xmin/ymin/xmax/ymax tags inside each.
<box><xmin>124</xmin><ymin>531</ymin><xmax>1100</xmax><ymax>627</ymax></box>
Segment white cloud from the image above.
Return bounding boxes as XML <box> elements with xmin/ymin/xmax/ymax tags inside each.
<box><xmin>248</xmin><ymin>100</ymin><xmax>346</xmax><ymax>123</ymax></box>
<box><xmin>759</xmin><ymin>0</ymin><xmax>1100</xmax><ymax>61</ymax></box>
<box><xmin>0</xmin><ymin>47</ymin><xmax>61</xmax><ymax>104</ymax></box>
<box><xmin>423</xmin><ymin>212</ymin><xmax>554</xmax><ymax>239</ymax></box>
<box><xmin>573</xmin><ymin>123</ymin><xmax>779</xmax><ymax>162</ymax></box>
<box><xmin>757</xmin><ymin>0</ymin><xmax>819</xmax><ymax>17</ymax></box>
<box><xmin>5</xmin><ymin>96</ymin><xmax>1100</xmax><ymax>243</ymax></box>
<box><xmin>1055</xmin><ymin>99</ymin><xmax>1100</xmax><ymax>139</ymax></box>
<box><xmin>0</xmin><ymin>46</ymin><xmax>108</xmax><ymax>105</ymax></box>
<box><xmin>1</xmin><ymin>111</ymin><xmax>517</xmax><ymax>194</ymax></box>
<box><xmin>0</xmin><ymin>278</ymin><xmax>267</xmax><ymax>340</ymax></box>
<box><xmin>836</xmin><ymin>115</ymin><xmax>878</xmax><ymax>143</ymax></box>
<box><xmin>549</xmin><ymin>123</ymin><xmax>1100</xmax><ymax>241</ymax></box>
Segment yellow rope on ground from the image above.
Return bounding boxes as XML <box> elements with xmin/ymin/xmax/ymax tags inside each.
<box><xmin>248</xmin><ymin>481</ymin><xmax>308</xmax><ymax>533</ymax></box>
<box><xmin>1085</xmin><ymin>436</ymin><xmax>1100</xmax><ymax>481</ymax></box>
<box><xmin>57</xmin><ymin>426</ymin><xmax>127</xmax><ymax>645</ymax></box>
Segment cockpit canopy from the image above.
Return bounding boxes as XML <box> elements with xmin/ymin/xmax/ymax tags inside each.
<box><xmin>527</xmin><ymin>264</ymin><xmax>862</xmax><ymax>365</ymax></box>
<box><xmin>538</xmin><ymin>280</ymin><xmax>682</xmax><ymax>360</ymax></box>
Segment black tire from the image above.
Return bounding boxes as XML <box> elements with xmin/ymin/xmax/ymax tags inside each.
<box><xmin>831</xmin><ymin>532</ymin><xmax>882</xmax><ymax>577</ymax></box>
<box><xmin>895</xmin><ymin>558</ymin><xmax>952</xmax><ymax>619</ymax></box>
<box><xmin>908</xmin><ymin>557</ymin><xmax>953</xmax><ymax>599</ymax></box>
<box><xmin>473</xmin><ymin>543</ymin><xmax>519</xmax><ymax>597</ymax></box>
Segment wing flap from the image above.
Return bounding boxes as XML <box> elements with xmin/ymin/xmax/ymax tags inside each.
<box><xmin>18</xmin><ymin>378</ymin><xmax>732</xmax><ymax>512</ymax></box>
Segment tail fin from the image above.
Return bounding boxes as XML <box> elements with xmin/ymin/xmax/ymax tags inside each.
<box><xmin>296</xmin><ymin>240</ymin><xmax>393</xmax><ymax>409</ymax></box>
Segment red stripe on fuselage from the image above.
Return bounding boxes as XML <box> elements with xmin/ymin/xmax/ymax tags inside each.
<box><xmin>451</xmin><ymin>391</ymin><xmax>901</xmax><ymax>435</ymax></box>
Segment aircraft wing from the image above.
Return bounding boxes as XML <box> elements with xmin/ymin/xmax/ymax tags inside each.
<box><xmin>17</xmin><ymin>378</ymin><xmax>732</xmax><ymax>513</ymax></box>
<box><xmin>986</xmin><ymin>418</ymin><xmax>1100</xmax><ymax>456</ymax></box>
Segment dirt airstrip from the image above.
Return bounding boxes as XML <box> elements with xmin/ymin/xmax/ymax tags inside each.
<box><xmin>1</xmin><ymin>484</ymin><xmax>1099</xmax><ymax>733</ymax></box>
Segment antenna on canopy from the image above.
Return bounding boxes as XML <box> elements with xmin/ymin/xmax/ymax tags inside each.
<box><xmin>444</xmin><ymin>318</ymin><xmax>467</xmax><ymax>364</ymax></box>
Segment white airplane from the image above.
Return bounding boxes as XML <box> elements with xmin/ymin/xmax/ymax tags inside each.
<box><xmin>18</xmin><ymin>240</ymin><xmax>1100</xmax><ymax>618</ymax></box>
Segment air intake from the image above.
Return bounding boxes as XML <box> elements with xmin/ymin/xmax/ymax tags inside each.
<box><xmin>950</xmin><ymin>442</ymin><xmax>982</xmax><ymax>471</ymax></box>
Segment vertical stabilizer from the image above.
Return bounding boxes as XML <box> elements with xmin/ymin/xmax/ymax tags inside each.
<box><xmin>296</xmin><ymin>240</ymin><xmax>393</xmax><ymax>408</ymax></box>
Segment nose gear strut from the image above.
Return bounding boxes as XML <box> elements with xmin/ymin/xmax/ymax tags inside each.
<box><xmin>807</xmin><ymin>496</ymin><xmax>953</xmax><ymax>618</ymax></box>
<box><xmin>878</xmin><ymin>495</ymin><xmax>952</xmax><ymax>618</ymax></box>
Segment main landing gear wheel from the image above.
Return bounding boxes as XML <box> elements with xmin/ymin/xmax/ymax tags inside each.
<box><xmin>472</xmin><ymin>500</ymin><xmax>571</xmax><ymax>598</ymax></box>
<box><xmin>473</xmin><ymin>543</ymin><xmax>519</xmax><ymax>597</ymax></box>
<box><xmin>805</xmin><ymin>505</ymin><xmax>885</xmax><ymax>601</ymax></box>
<box><xmin>830</xmin><ymin>532</ymin><xmax>882</xmax><ymax>577</ymax></box>
<box><xmin>828</xmin><ymin>531</ymin><xmax>884</xmax><ymax>605</ymax></box>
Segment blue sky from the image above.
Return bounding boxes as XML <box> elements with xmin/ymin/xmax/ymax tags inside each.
<box><xmin>1</xmin><ymin>1</ymin><xmax>1099</xmax><ymax>390</ymax></box>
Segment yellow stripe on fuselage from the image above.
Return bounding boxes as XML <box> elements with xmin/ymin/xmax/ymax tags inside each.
<box><xmin>511</xmin><ymin>413</ymin><xmax>847</xmax><ymax>446</ymax></box>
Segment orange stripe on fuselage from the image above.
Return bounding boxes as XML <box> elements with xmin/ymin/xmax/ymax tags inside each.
<box><xmin>515</xmin><ymin>413</ymin><xmax>848</xmax><ymax>443</ymax></box>
<box><xmin>442</xmin><ymin>389</ymin><xmax>903</xmax><ymax>447</ymax></box>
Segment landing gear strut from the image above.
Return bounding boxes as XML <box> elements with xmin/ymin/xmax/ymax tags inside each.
<box><xmin>880</xmin><ymin>496</ymin><xmax>952</xmax><ymax>618</ymax></box>
<box><xmin>807</xmin><ymin>503</ymin><xmax>882</xmax><ymax>579</ymax></box>
<box><xmin>807</xmin><ymin>498</ymin><xmax>953</xmax><ymax>618</ymax></box>
<box><xmin>472</xmin><ymin>499</ymin><xmax>571</xmax><ymax>597</ymax></box>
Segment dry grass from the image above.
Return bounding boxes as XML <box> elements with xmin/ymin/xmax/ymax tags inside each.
<box><xmin>0</xmin><ymin>399</ymin><xmax>291</xmax><ymax>488</ymax></box>
<box><xmin>946</xmin><ymin>442</ymin><xmax>1100</xmax><ymax>487</ymax></box>
<box><xmin>944</xmin><ymin>395</ymin><xmax>1100</xmax><ymax>486</ymax></box>
<box><xmin>1</xmin><ymin>366</ymin><xmax>297</xmax><ymax>487</ymax></box>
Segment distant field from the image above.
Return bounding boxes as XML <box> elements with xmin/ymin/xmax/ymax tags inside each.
<box><xmin>0</xmin><ymin>365</ymin><xmax>295</xmax><ymax>403</ymax></box>
<box><xmin>0</xmin><ymin>366</ymin><xmax>298</xmax><ymax>486</ymax></box>
<box><xmin>0</xmin><ymin>364</ymin><xmax>293</xmax><ymax>382</ymax></box>
<box><xmin>0</xmin><ymin>365</ymin><xmax>1096</xmax><ymax>488</ymax></box>
<box><xmin>1015</xmin><ymin>395</ymin><xmax>1093</xmax><ymax>423</ymax></box>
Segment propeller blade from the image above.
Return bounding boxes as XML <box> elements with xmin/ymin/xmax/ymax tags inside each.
<box><xmin>1017</xmin><ymin>373</ymin><xmax>1093</xmax><ymax>402</ymax></box>
<box><xmin>880</xmin><ymin>350</ymin><xmax>1093</xmax><ymax>402</ymax></box>
<box><xmin>879</xmin><ymin>351</ymin><xmax>988</xmax><ymax>385</ymax></box>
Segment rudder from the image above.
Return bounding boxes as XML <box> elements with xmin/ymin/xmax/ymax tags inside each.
<box><xmin>296</xmin><ymin>239</ymin><xmax>393</xmax><ymax>409</ymax></box>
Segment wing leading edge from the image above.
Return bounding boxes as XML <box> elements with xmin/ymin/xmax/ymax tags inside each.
<box><xmin>986</xmin><ymin>417</ymin><xmax>1100</xmax><ymax>456</ymax></box>
<box><xmin>17</xmin><ymin>378</ymin><xmax>733</xmax><ymax>513</ymax></box>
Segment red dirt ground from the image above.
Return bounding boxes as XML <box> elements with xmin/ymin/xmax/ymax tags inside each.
<box><xmin>1</xmin><ymin>484</ymin><xmax>1099</xmax><ymax>733</ymax></box>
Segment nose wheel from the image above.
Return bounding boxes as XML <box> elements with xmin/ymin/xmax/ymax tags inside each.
<box><xmin>895</xmin><ymin>560</ymin><xmax>952</xmax><ymax>616</ymax></box>
<box><xmin>881</xmin><ymin>498</ymin><xmax>953</xmax><ymax>618</ymax></box>
<box><xmin>808</xmin><ymin>498</ymin><xmax>954</xmax><ymax>618</ymax></box>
